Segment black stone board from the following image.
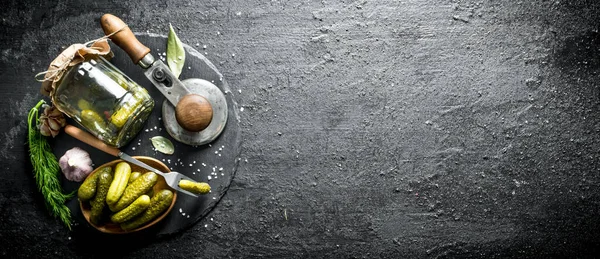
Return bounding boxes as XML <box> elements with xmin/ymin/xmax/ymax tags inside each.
<box><xmin>51</xmin><ymin>34</ymin><xmax>242</xmax><ymax>240</ymax></box>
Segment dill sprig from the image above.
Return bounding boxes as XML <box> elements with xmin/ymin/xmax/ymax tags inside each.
<box><xmin>27</xmin><ymin>100</ymin><xmax>73</xmax><ymax>230</ymax></box>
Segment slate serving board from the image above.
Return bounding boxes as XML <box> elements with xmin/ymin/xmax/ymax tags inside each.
<box><xmin>51</xmin><ymin>33</ymin><xmax>241</xmax><ymax>242</ymax></box>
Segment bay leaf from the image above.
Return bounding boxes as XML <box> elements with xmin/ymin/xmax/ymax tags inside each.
<box><xmin>150</xmin><ymin>136</ymin><xmax>175</xmax><ymax>155</ymax></box>
<box><xmin>167</xmin><ymin>24</ymin><xmax>185</xmax><ymax>78</ymax></box>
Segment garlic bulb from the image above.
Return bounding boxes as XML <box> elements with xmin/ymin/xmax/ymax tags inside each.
<box><xmin>59</xmin><ymin>147</ymin><xmax>93</xmax><ymax>182</ymax></box>
<box><xmin>39</xmin><ymin>104</ymin><xmax>66</xmax><ymax>137</ymax></box>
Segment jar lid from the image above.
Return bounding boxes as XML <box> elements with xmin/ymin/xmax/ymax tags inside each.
<box><xmin>38</xmin><ymin>39</ymin><xmax>113</xmax><ymax>97</ymax></box>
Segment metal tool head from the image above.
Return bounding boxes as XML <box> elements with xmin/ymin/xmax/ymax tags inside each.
<box><xmin>162</xmin><ymin>78</ymin><xmax>228</xmax><ymax>146</ymax></box>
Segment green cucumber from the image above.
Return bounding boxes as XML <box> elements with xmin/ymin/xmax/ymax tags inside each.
<box><xmin>78</xmin><ymin>167</ymin><xmax>110</xmax><ymax>201</ymax></box>
<box><xmin>90</xmin><ymin>170</ymin><xmax>113</xmax><ymax>225</ymax></box>
<box><xmin>128</xmin><ymin>172</ymin><xmax>142</xmax><ymax>184</ymax></box>
<box><xmin>112</xmin><ymin>172</ymin><xmax>158</xmax><ymax>212</ymax></box>
<box><xmin>120</xmin><ymin>189</ymin><xmax>174</xmax><ymax>231</ymax></box>
<box><xmin>106</xmin><ymin>162</ymin><xmax>131</xmax><ymax>205</ymax></box>
<box><xmin>110</xmin><ymin>194</ymin><xmax>151</xmax><ymax>223</ymax></box>
<box><xmin>179</xmin><ymin>179</ymin><xmax>210</xmax><ymax>194</ymax></box>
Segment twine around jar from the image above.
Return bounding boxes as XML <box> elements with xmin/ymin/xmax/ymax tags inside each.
<box><xmin>35</xmin><ymin>26</ymin><xmax>128</xmax><ymax>97</ymax></box>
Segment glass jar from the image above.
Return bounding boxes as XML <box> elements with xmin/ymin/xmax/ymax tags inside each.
<box><xmin>53</xmin><ymin>56</ymin><xmax>154</xmax><ymax>147</ymax></box>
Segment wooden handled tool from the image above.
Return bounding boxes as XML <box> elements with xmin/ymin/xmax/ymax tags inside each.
<box><xmin>101</xmin><ymin>14</ymin><xmax>215</xmax><ymax>133</ymax></box>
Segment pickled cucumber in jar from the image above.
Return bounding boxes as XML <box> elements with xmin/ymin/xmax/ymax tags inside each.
<box><xmin>80</xmin><ymin>109</ymin><xmax>106</xmax><ymax>129</ymax></box>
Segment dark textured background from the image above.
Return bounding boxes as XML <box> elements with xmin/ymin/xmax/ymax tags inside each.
<box><xmin>1</xmin><ymin>0</ymin><xmax>600</xmax><ymax>258</ymax></box>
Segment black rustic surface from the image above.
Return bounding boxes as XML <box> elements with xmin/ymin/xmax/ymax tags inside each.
<box><xmin>1</xmin><ymin>0</ymin><xmax>600</xmax><ymax>258</ymax></box>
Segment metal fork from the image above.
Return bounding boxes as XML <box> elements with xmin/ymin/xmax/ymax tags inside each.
<box><xmin>65</xmin><ymin>125</ymin><xmax>199</xmax><ymax>197</ymax></box>
<box><xmin>118</xmin><ymin>152</ymin><xmax>198</xmax><ymax>197</ymax></box>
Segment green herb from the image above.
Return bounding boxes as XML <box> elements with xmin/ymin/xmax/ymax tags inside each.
<box><xmin>150</xmin><ymin>136</ymin><xmax>175</xmax><ymax>155</ymax></box>
<box><xmin>167</xmin><ymin>24</ymin><xmax>185</xmax><ymax>78</ymax></box>
<box><xmin>28</xmin><ymin>100</ymin><xmax>73</xmax><ymax>230</ymax></box>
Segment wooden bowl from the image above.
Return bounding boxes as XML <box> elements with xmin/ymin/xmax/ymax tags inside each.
<box><xmin>79</xmin><ymin>156</ymin><xmax>177</xmax><ymax>234</ymax></box>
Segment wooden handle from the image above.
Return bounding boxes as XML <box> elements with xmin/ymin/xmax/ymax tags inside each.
<box><xmin>100</xmin><ymin>14</ymin><xmax>150</xmax><ymax>64</ymax></box>
<box><xmin>64</xmin><ymin>125</ymin><xmax>121</xmax><ymax>157</ymax></box>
